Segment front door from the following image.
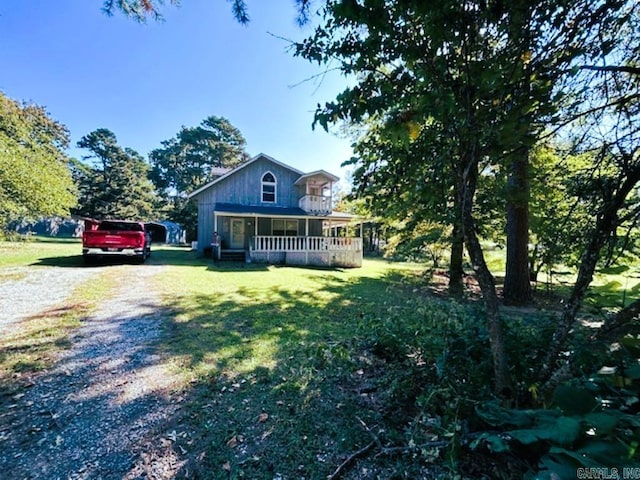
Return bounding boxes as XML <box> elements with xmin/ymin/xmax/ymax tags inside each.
<box><xmin>230</xmin><ymin>219</ymin><xmax>245</xmax><ymax>249</ymax></box>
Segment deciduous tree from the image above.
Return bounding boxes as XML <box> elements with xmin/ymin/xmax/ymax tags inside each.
<box><xmin>295</xmin><ymin>0</ymin><xmax>630</xmax><ymax>396</ymax></box>
<box><xmin>0</xmin><ymin>92</ymin><xmax>76</xmax><ymax>233</ymax></box>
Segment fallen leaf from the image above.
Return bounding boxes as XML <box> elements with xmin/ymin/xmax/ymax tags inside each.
<box><xmin>226</xmin><ymin>435</ymin><xmax>238</xmax><ymax>448</ymax></box>
<box><xmin>222</xmin><ymin>461</ymin><xmax>231</xmax><ymax>472</ymax></box>
<box><xmin>258</xmin><ymin>413</ymin><xmax>269</xmax><ymax>423</ymax></box>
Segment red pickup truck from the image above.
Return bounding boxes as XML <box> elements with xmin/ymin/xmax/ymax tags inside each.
<box><xmin>82</xmin><ymin>219</ymin><xmax>151</xmax><ymax>264</ymax></box>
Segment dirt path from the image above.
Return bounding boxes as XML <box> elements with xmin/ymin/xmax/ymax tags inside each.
<box><xmin>0</xmin><ymin>264</ymin><xmax>186</xmax><ymax>479</ymax></box>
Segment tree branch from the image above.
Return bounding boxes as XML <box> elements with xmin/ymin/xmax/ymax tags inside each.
<box><xmin>327</xmin><ymin>441</ymin><xmax>375</xmax><ymax>480</ymax></box>
<box><xmin>581</xmin><ymin>65</ymin><xmax>640</xmax><ymax>76</ymax></box>
<box><xmin>592</xmin><ymin>298</ymin><xmax>640</xmax><ymax>344</ymax></box>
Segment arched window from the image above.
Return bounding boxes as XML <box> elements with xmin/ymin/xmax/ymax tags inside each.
<box><xmin>261</xmin><ymin>172</ymin><xmax>276</xmax><ymax>203</ymax></box>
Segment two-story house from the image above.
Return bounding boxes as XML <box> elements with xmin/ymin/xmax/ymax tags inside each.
<box><xmin>188</xmin><ymin>153</ymin><xmax>362</xmax><ymax>267</ymax></box>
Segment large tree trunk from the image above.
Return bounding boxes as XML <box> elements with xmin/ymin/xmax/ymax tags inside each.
<box><xmin>503</xmin><ymin>151</ymin><xmax>532</xmax><ymax>305</ymax></box>
<box><xmin>461</xmin><ymin>158</ymin><xmax>512</xmax><ymax>397</ymax></box>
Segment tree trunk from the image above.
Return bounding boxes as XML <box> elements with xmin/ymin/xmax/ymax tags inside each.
<box><xmin>461</xmin><ymin>158</ymin><xmax>512</xmax><ymax>397</ymax></box>
<box><xmin>503</xmin><ymin>151</ymin><xmax>532</xmax><ymax>305</ymax></box>
<box><xmin>449</xmin><ymin>185</ymin><xmax>465</xmax><ymax>298</ymax></box>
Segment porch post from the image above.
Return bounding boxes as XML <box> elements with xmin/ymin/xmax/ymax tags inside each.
<box><xmin>302</xmin><ymin>217</ymin><xmax>307</xmax><ymax>265</ymax></box>
<box><xmin>213</xmin><ymin>212</ymin><xmax>219</xmax><ymax>260</ymax></box>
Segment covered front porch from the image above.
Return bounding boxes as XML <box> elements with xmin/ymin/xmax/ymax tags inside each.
<box><xmin>211</xmin><ymin>204</ymin><xmax>363</xmax><ymax>268</ymax></box>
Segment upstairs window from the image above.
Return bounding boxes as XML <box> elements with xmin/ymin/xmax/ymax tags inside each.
<box><xmin>262</xmin><ymin>172</ymin><xmax>276</xmax><ymax>203</ymax></box>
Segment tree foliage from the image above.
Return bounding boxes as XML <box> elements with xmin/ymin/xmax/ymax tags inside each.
<box><xmin>102</xmin><ymin>0</ymin><xmax>315</xmax><ymax>25</ymax></box>
<box><xmin>149</xmin><ymin>115</ymin><xmax>248</xmax><ymax>195</ymax></box>
<box><xmin>0</xmin><ymin>92</ymin><xmax>76</xmax><ymax>232</ymax></box>
<box><xmin>73</xmin><ymin>128</ymin><xmax>159</xmax><ymax>220</ymax></box>
<box><xmin>296</xmin><ymin>0</ymin><xmax>637</xmax><ymax>395</ymax></box>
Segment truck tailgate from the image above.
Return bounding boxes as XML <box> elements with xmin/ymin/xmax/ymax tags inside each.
<box><xmin>83</xmin><ymin>231</ymin><xmax>145</xmax><ymax>249</ymax></box>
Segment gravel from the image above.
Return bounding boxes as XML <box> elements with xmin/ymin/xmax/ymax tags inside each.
<box><xmin>0</xmin><ymin>266</ymin><xmax>99</xmax><ymax>335</ymax></box>
<box><xmin>0</xmin><ymin>263</ymin><xmax>187</xmax><ymax>479</ymax></box>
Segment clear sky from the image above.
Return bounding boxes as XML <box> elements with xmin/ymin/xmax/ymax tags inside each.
<box><xmin>0</xmin><ymin>0</ymin><xmax>353</xmax><ymax>181</ymax></box>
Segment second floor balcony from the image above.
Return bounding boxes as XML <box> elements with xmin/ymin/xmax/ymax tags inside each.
<box><xmin>299</xmin><ymin>194</ymin><xmax>332</xmax><ymax>215</ymax></box>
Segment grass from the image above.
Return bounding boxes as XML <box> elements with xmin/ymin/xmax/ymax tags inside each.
<box><xmin>0</xmin><ymin>235</ymin><xmax>82</xmax><ymax>269</ymax></box>
<box><xmin>0</xmin><ymin>236</ymin><xmax>121</xmax><ymax>400</ymax></box>
<box><xmin>152</xmin><ymin>257</ymin><xmax>442</xmax><ymax>479</ymax></box>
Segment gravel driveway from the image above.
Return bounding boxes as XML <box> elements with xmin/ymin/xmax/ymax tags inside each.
<box><xmin>0</xmin><ymin>266</ymin><xmax>99</xmax><ymax>335</ymax></box>
<box><xmin>0</xmin><ymin>263</ymin><xmax>186</xmax><ymax>479</ymax></box>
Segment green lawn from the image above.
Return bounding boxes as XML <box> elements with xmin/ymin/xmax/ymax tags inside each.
<box><xmin>0</xmin><ymin>236</ymin><xmax>82</xmax><ymax>268</ymax></box>
<box><xmin>153</xmin><ymin>256</ymin><xmax>453</xmax><ymax>479</ymax></box>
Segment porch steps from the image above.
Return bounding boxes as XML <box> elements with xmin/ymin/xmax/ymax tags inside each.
<box><xmin>220</xmin><ymin>250</ymin><xmax>246</xmax><ymax>262</ymax></box>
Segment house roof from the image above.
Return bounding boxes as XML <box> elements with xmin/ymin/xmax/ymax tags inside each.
<box><xmin>214</xmin><ymin>203</ymin><xmax>308</xmax><ymax>216</ymax></box>
<box><xmin>294</xmin><ymin>170</ymin><xmax>340</xmax><ymax>186</ymax></box>
<box><xmin>214</xmin><ymin>203</ymin><xmax>358</xmax><ymax>221</ymax></box>
<box><xmin>187</xmin><ymin>153</ymin><xmax>305</xmax><ymax>199</ymax></box>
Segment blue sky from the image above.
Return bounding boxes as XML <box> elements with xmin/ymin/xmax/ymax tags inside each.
<box><xmin>0</xmin><ymin>0</ymin><xmax>353</xmax><ymax>181</ymax></box>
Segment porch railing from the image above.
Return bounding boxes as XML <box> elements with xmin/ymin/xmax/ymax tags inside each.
<box><xmin>298</xmin><ymin>195</ymin><xmax>332</xmax><ymax>214</ymax></box>
<box><xmin>251</xmin><ymin>236</ymin><xmax>362</xmax><ymax>252</ymax></box>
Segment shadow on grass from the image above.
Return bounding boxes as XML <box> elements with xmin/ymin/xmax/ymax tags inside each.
<box><xmin>30</xmin><ymin>245</ymin><xmax>356</xmax><ymax>274</ymax></box>
<box><xmin>30</xmin><ymin>246</ymin><xmax>202</xmax><ymax>268</ymax></box>
<box><xmin>152</xmin><ymin>266</ymin><xmax>451</xmax><ymax>479</ymax></box>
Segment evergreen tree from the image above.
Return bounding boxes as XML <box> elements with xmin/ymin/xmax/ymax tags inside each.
<box><xmin>74</xmin><ymin>128</ymin><xmax>158</xmax><ymax>220</ymax></box>
<box><xmin>149</xmin><ymin>115</ymin><xmax>248</xmax><ymax>240</ymax></box>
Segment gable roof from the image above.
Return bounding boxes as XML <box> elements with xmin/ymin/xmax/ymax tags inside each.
<box><xmin>294</xmin><ymin>170</ymin><xmax>340</xmax><ymax>185</ymax></box>
<box><xmin>187</xmin><ymin>153</ymin><xmax>305</xmax><ymax>199</ymax></box>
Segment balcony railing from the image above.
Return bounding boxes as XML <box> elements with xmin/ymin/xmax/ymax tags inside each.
<box><xmin>251</xmin><ymin>236</ymin><xmax>362</xmax><ymax>252</ymax></box>
<box><xmin>299</xmin><ymin>195</ymin><xmax>332</xmax><ymax>214</ymax></box>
